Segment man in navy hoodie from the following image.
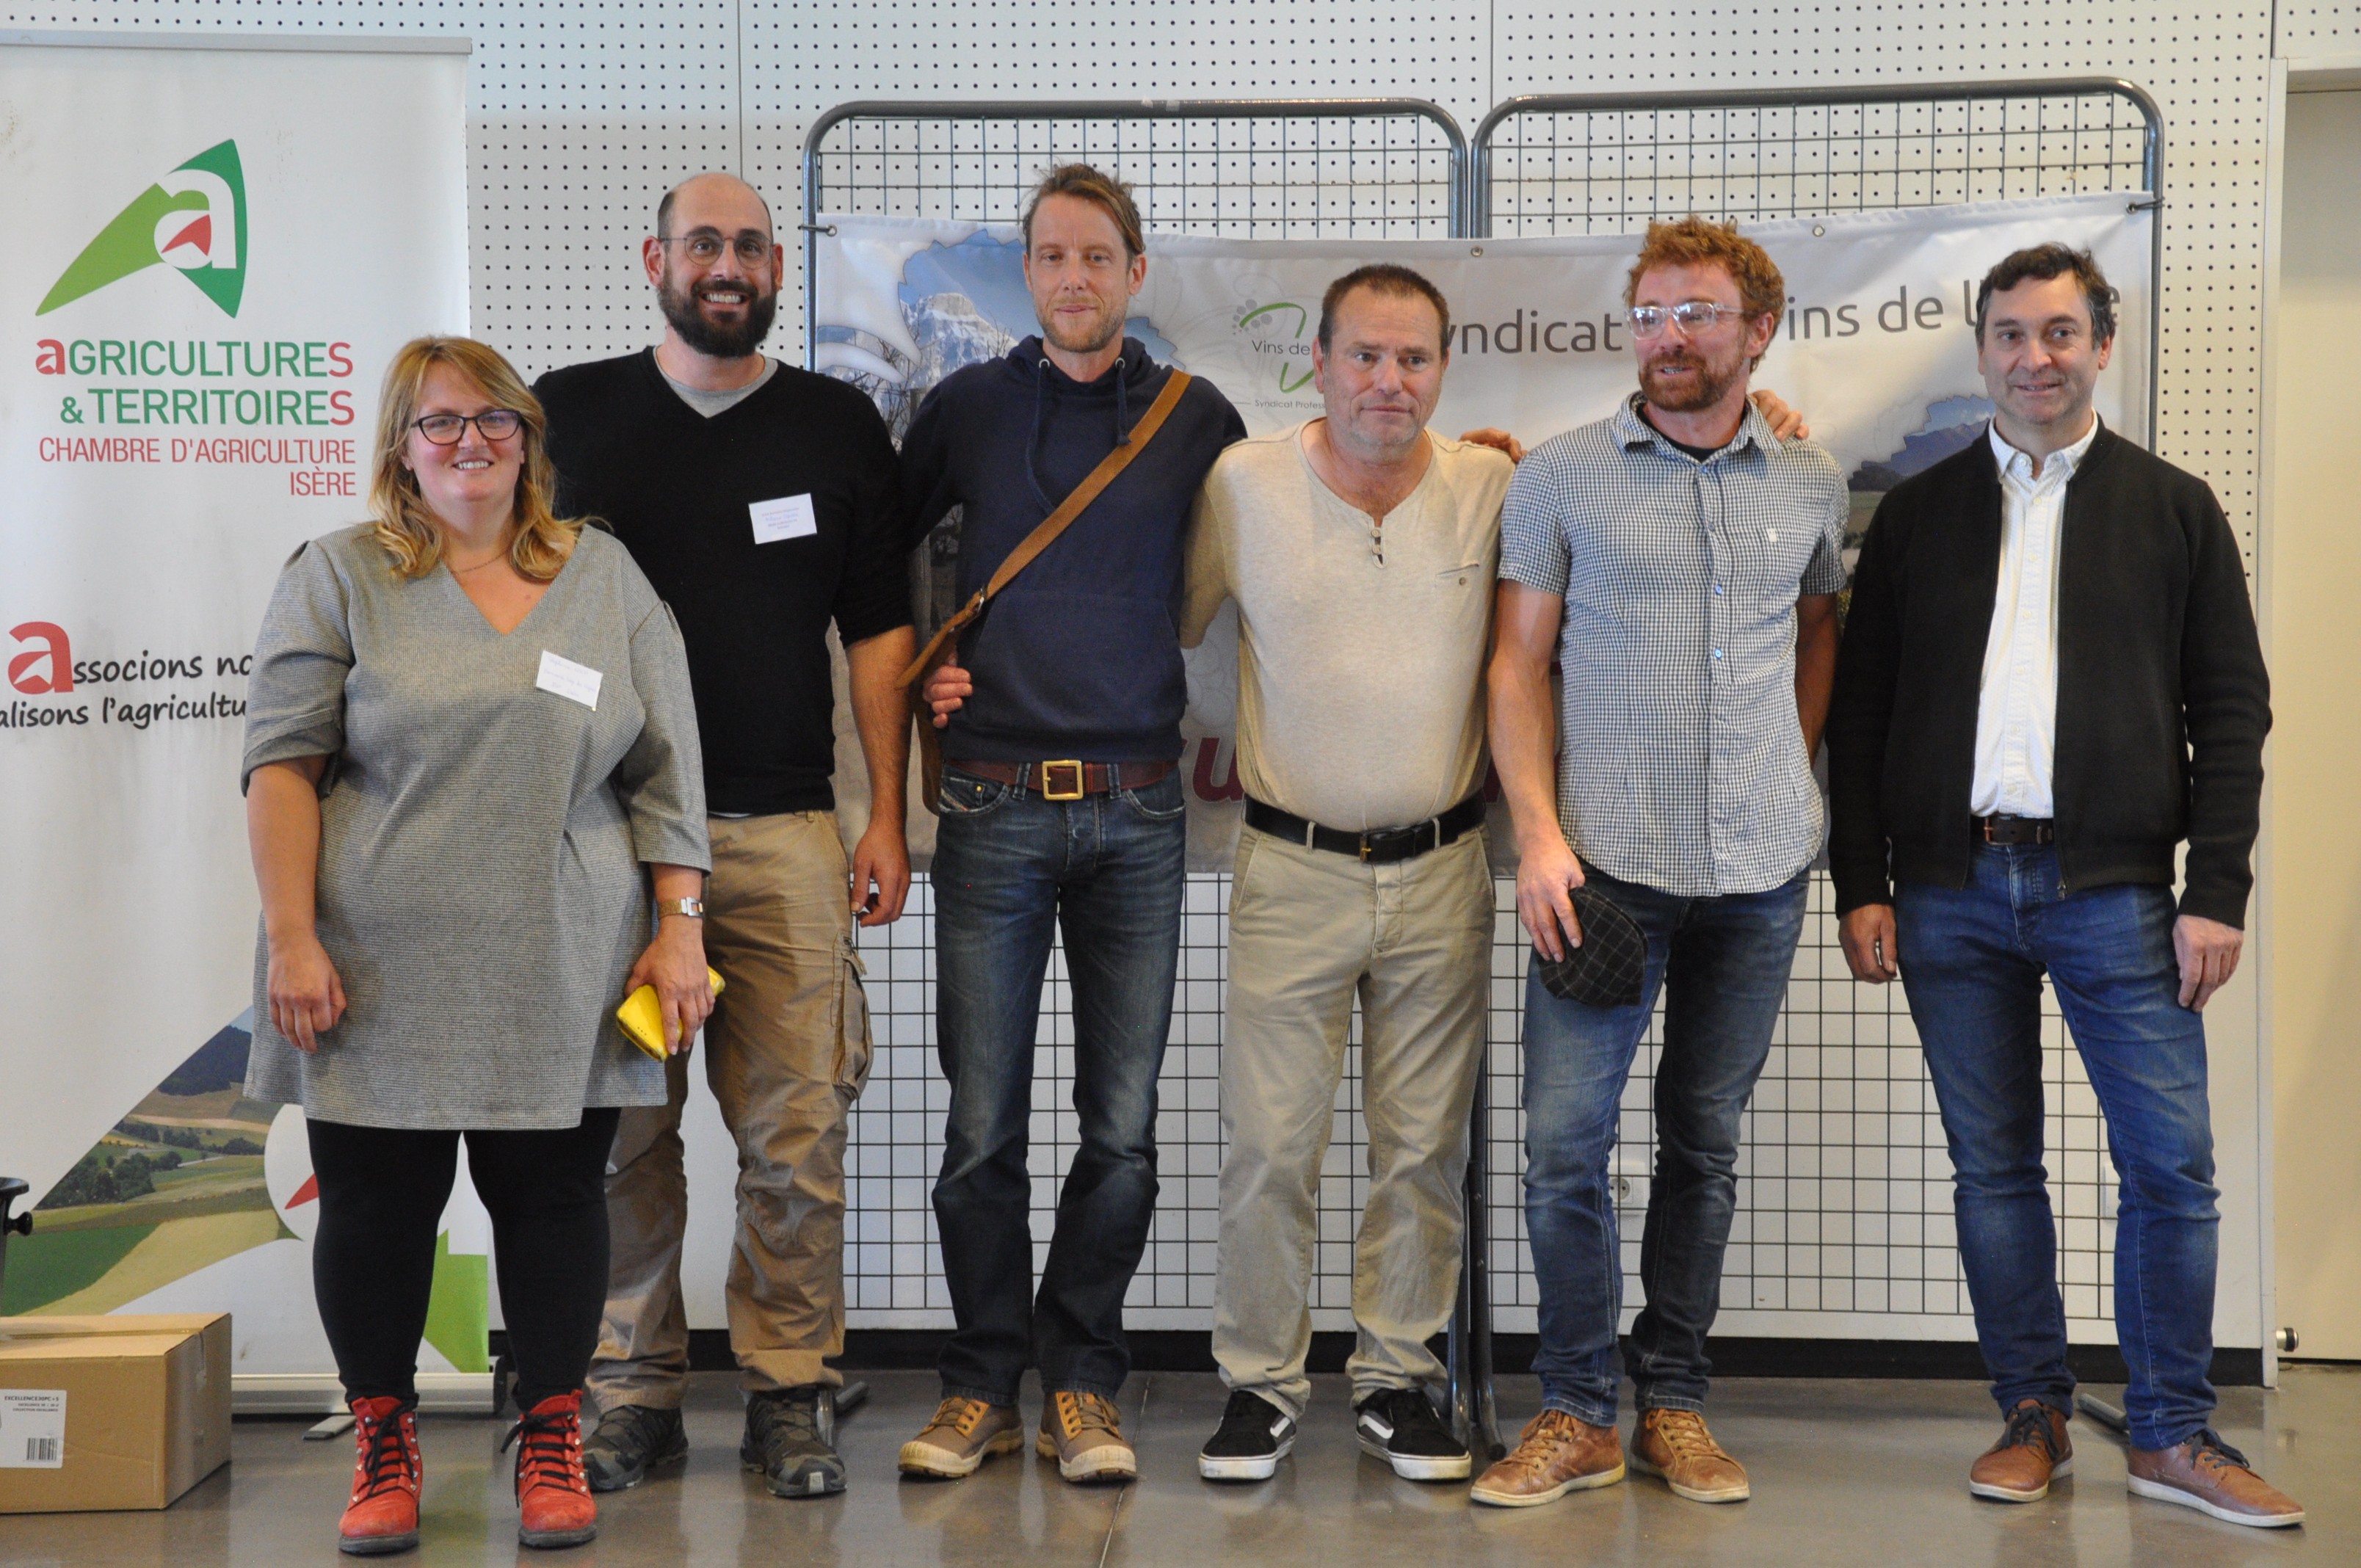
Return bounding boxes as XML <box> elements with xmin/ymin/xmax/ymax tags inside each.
<box><xmin>893</xmin><ymin>165</ymin><xmax>1247</xmax><ymax>1486</ymax></box>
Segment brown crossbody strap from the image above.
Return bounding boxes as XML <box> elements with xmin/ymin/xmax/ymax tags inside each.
<box><xmin>898</xmin><ymin>370</ymin><xmax>1193</xmax><ymax>688</ymax></box>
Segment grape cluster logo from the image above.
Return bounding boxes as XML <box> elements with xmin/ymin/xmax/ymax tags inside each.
<box><xmin>37</xmin><ymin>139</ymin><xmax>248</xmax><ymax>318</ymax></box>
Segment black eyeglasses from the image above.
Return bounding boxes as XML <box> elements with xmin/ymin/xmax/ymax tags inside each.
<box><xmin>656</xmin><ymin>232</ymin><xmax>775</xmax><ymax>266</ymax></box>
<box><xmin>412</xmin><ymin>410</ymin><xmax>523</xmax><ymax>445</ymax></box>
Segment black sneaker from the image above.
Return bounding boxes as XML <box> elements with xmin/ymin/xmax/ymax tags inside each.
<box><xmin>1354</xmin><ymin>1387</ymin><xmax>1471</xmax><ymax>1481</ymax></box>
<box><xmin>581</xmin><ymin>1402</ymin><xmax>688</xmax><ymax>1493</ymax></box>
<box><xmin>1197</xmin><ymin>1389</ymin><xmax>1299</xmax><ymax>1481</ymax></box>
<box><xmin>742</xmin><ymin>1387</ymin><xmax>846</xmax><ymax>1498</ymax></box>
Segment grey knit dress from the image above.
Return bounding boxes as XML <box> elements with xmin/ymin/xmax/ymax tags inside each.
<box><xmin>241</xmin><ymin>523</ymin><xmax>711</xmax><ymax>1130</ymax></box>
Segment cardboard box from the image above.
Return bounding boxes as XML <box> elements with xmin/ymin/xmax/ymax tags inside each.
<box><xmin>0</xmin><ymin>1314</ymin><xmax>231</xmax><ymax>1514</ymax></box>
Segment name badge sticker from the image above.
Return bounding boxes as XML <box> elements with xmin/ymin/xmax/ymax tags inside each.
<box><xmin>750</xmin><ymin>493</ymin><xmax>818</xmax><ymax>545</ymax></box>
<box><xmin>536</xmin><ymin>650</ymin><xmax>603</xmax><ymax>710</ymax></box>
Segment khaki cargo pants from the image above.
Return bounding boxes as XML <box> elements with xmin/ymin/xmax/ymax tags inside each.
<box><xmin>590</xmin><ymin>811</ymin><xmax>873</xmax><ymax>1406</ymax></box>
<box><xmin>1212</xmin><ymin>824</ymin><xmax>1492</xmax><ymax>1420</ymax></box>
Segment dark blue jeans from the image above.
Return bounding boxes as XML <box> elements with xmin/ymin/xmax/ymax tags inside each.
<box><xmin>929</xmin><ymin>763</ymin><xmax>1186</xmax><ymax>1403</ymax></box>
<box><xmin>1523</xmin><ymin>864</ymin><xmax>1810</xmax><ymax>1424</ymax></box>
<box><xmin>1896</xmin><ymin>844</ymin><xmax>2219</xmax><ymax>1452</ymax></box>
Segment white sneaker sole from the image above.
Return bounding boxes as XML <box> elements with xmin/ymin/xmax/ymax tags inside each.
<box><xmin>1969</xmin><ymin>1455</ymin><xmax>2070</xmax><ymax>1503</ymax></box>
<box><xmin>1356</xmin><ymin>1430</ymin><xmax>1472</xmax><ymax>1481</ymax></box>
<box><xmin>1469</xmin><ymin>1458</ymin><xmax>1626</xmax><ymax>1507</ymax></box>
<box><xmin>2128</xmin><ymin>1473</ymin><xmax>2306</xmax><ymax>1528</ymax></box>
<box><xmin>897</xmin><ymin>1428</ymin><xmax>1020</xmax><ymax>1478</ymax></box>
<box><xmin>1036</xmin><ymin>1431</ymin><xmax>1137</xmax><ymax>1484</ymax></box>
<box><xmin>1198</xmin><ymin>1433</ymin><xmax>1293</xmax><ymax>1482</ymax></box>
<box><xmin>1628</xmin><ymin>1448</ymin><xmax>1749</xmax><ymax>1503</ymax></box>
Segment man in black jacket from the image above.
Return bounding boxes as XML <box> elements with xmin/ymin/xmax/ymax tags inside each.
<box><xmin>536</xmin><ymin>172</ymin><xmax>916</xmax><ymax>1502</ymax></box>
<box><xmin>1827</xmin><ymin>244</ymin><xmax>2298</xmax><ymax>1528</ymax></box>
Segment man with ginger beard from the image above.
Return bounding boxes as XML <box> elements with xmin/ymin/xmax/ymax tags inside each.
<box><xmin>1477</xmin><ymin>216</ymin><xmax>1846</xmax><ymax>1509</ymax></box>
<box><xmin>533</xmin><ymin>172</ymin><xmax>917</xmax><ymax>1500</ymax></box>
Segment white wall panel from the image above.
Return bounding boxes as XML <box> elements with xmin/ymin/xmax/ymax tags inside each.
<box><xmin>1</xmin><ymin>0</ymin><xmax>2287</xmax><ymax>1352</ymax></box>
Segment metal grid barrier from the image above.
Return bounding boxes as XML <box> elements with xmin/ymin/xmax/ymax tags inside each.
<box><xmin>808</xmin><ymin>84</ymin><xmax>2167</xmax><ymax>1452</ymax></box>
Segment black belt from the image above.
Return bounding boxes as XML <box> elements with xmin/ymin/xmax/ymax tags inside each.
<box><xmin>1244</xmin><ymin>794</ymin><xmax>1487</xmax><ymax>864</ymax></box>
<box><xmin>1974</xmin><ymin>813</ymin><xmax>2055</xmax><ymax>846</ymax></box>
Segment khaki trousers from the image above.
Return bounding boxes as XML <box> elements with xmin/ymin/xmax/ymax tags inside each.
<box><xmin>590</xmin><ymin>812</ymin><xmax>872</xmax><ymax>1406</ymax></box>
<box><xmin>1212</xmin><ymin>824</ymin><xmax>1492</xmax><ymax>1420</ymax></box>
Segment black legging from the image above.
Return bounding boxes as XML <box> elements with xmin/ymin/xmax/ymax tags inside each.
<box><xmin>308</xmin><ymin>1111</ymin><xmax>618</xmax><ymax>1411</ymax></box>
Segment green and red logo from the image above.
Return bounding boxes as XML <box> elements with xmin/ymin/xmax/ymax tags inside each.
<box><xmin>38</xmin><ymin>139</ymin><xmax>247</xmax><ymax>318</ymax></box>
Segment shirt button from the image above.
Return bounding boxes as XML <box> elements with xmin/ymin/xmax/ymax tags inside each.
<box><xmin>1713</xmin><ymin>584</ymin><xmax>1724</xmax><ymax>596</ymax></box>
<box><xmin>1712</xmin><ymin>649</ymin><xmax>1724</xmax><ymax>660</ymax></box>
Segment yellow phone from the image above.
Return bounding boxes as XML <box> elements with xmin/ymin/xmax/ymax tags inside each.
<box><xmin>616</xmin><ymin>968</ymin><xmax>725</xmax><ymax>1060</ymax></box>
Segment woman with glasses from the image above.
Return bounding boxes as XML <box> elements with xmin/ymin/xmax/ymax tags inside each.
<box><xmin>240</xmin><ymin>335</ymin><xmax>712</xmax><ymax>1556</ymax></box>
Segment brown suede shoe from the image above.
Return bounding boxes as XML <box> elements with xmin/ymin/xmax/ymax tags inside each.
<box><xmin>898</xmin><ymin>1396</ymin><xmax>1023</xmax><ymax>1478</ymax></box>
<box><xmin>1629</xmin><ymin>1409</ymin><xmax>1749</xmax><ymax>1503</ymax></box>
<box><xmin>1035</xmin><ymin>1391</ymin><xmax>1136</xmax><ymax>1484</ymax></box>
<box><xmin>2127</xmin><ymin>1430</ymin><xmax>2304</xmax><ymax>1528</ymax></box>
<box><xmin>1469</xmin><ymin>1410</ymin><xmax>1625</xmax><ymax>1508</ymax></box>
<box><xmin>1968</xmin><ymin>1399</ymin><xmax>2073</xmax><ymax>1503</ymax></box>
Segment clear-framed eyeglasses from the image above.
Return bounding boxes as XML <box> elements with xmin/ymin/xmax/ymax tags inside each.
<box><xmin>412</xmin><ymin>410</ymin><xmax>523</xmax><ymax>445</ymax></box>
<box><xmin>1626</xmin><ymin>300</ymin><xmax>1750</xmax><ymax>339</ymax></box>
<box><xmin>656</xmin><ymin>232</ymin><xmax>775</xmax><ymax>266</ymax></box>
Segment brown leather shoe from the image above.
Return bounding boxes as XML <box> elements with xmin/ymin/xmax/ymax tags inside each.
<box><xmin>1968</xmin><ymin>1399</ymin><xmax>2073</xmax><ymax>1503</ymax></box>
<box><xmin>2127</xmin><ymin>1430</ymin><xmax>2304</xmax><ymax>1528</ymax></box>
<box><xmin>1469</xmin><ymin>1409</ymin><xmax>1625</xmax><ymax>1507</ymax></box>
<box><xmin>1630</xmin><ymin>1409</ymin><xmax>1749</xmax><ymax>1503</ymax></box>
<box><xmin>898</xmin><ymin>1396</ymin><xmax>1022</xmax><ymax>1478</ymax></box>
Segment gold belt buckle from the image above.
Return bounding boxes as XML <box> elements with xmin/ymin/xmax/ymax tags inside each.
<box><xmin>1039</xmin><ymin>760</ymin><xmax>1087</xmax><ymax>801</ymax></box>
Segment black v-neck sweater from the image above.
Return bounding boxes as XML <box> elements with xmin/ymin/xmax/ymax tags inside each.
<box><xmin>1827</xmin><ymin>426</ymin><xmax>2270</xmax><ymax>927</ymax></box>
<box><xmin>536</xmin><ymin>349</ymin><xmax>910</xmax><ymax>816</ymax></box>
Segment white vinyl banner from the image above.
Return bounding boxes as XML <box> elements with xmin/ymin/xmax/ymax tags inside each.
<box><xmin>814</xmin><ymin>194</ymin><xmax>2152</xmax><ymax>868</ymax></box>
<box><xmin>0</xmin><ymin>36</ymin><xmax>474</xmax><ymax>1373</ymax></box>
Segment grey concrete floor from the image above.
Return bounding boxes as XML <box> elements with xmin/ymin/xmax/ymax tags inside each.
<box><xmin>1</xmin><ymin>1367</ymin><xmax>2351</xmax><ymax>1567</ymax></box>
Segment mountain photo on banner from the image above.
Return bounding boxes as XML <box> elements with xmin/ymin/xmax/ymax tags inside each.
<box><xmin>1</xmin><ymin>1021</ymin><xmax>490</xmax><ymax>1377</ymax></box>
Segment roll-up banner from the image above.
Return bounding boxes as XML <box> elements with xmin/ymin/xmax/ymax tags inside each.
<box><xmin>0</xmin><ymin>33</ymin><xmax>477</xmax><ymax>1401</ymax></box>
<box><xmin>813</xmin><ymin>194</ymin><xmax>2153</xmax><ymax>871</ymax></box>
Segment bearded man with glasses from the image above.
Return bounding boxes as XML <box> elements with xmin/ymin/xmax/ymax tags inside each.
<box><xmin>1478</xmin><ymin>216</ymin><xmax>1846</xmax><ymax>1509</ymax></box>
<box><xmin>533</xmin><ymin>172</ymin><xmax>918</xmax><ymax>1503</ymax></box>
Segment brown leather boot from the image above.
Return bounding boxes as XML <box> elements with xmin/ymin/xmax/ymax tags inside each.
<box><xmin>1968</xmin><ymin>1399</ymin><xmax>2073</xmax><ymax>1502</ymax></box>
<box><xmin>1469</xmin><ymin>1409</ymin><xmax>1625</xmax><ymax>1507</ymax></box>
<box><xmin>2127</xmin><ymin>1429</ymin><xmax>2305</xmax><ymax>1528</ymax></box>
<box><xmin>1630</xmin><ymin>1408</ymin><xmax>1749</xmax><ymax>1503</ymax></box>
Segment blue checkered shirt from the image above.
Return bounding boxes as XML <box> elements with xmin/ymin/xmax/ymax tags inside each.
<box><xmin>1499</xmin><ymin>395</ymin><xmax>1849</xmax><ymax>896</ymax></box>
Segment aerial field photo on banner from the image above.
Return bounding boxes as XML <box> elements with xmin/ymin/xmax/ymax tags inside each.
<box><xmin>0</xmin><ymin>35</ymin><xmax>478</xmax><ymax>1375</ymax></box>
<box><xmin>813</xmin><ymin>193</ymin><xmax>2153</xmax><ymax>867</ymax></box>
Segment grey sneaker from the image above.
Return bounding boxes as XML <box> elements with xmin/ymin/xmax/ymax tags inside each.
<box><xmin>741</xmin><ymin>1387</ymin><xmax>845</xmax><ymax>1498</ymax></box>
<box><xmin>581</xmin><ymin>1402</ymin><xmax>687</xmax><ymax>1493</ymax></box>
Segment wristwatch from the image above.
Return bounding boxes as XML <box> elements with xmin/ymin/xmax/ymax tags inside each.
<box><xmin>655</xmin><ymin>897</ymin><xmax>706</xmax><ymax>920</ymax></box>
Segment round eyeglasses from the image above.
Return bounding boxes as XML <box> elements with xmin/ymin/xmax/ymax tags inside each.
<box><xmin>412</xmin><ymin>410</ymin><xmax>523</xmax><ymax>446</ymax></box>
<box><xmin>656</xmin><ymin>233</ymin><xmax>775</xmax><ymax>267</ymax></box>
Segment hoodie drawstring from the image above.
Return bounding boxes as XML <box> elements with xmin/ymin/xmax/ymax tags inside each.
<box><xmin>1021</xmin><ymin>341</ymin><xmax>1143</xmax><ymax>518</ymax></box>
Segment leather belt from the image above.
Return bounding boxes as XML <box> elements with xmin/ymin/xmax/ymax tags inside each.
<box><xmin>1974</xmin><ymin>813</ymin><xmax>2056</xmax><ymax>846</ymax></box>
<box><xmin>949</xmin><ymin>759</ymin><xmax>1175</xmax><ymax>801</ymax></box>
<box><xmin>1244</xmin><ymin>794</ymin><xmax>1487</xmax><ymax>865</ymax></box>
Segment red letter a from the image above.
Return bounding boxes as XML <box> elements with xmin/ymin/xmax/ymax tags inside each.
<box><xmin>8</xmin><ymin>622</ymin><xmax>74</xmax><ymax>693</ymax></box>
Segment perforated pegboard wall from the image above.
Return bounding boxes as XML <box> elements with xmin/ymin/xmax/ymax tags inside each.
<box><xmin>2</xmin><ymin>1</ymin><xmax>2282</xmax><ymax>1351</ymax></box>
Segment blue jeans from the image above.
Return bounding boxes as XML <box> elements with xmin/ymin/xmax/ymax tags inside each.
<box><xmin>929</xmin><ymin>763</ymin><xmax>1186</xmax><ymax>1403</ymax></box>
<box><xmin>1523</xmin><ymin>864</ymin><xmax>1810</xmax><ymax>1424</ymax></box>
<box><xmin>1896</xmin><ymin>844</ymin><xmax>2219</xmax><ymax>1452</ymax></box>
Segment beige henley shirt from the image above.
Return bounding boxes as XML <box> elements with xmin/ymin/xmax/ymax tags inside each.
<box><xmin>1180</xmin><ymin>421</ymin><xmax>1513</xmax><ymax>832</ymax></box>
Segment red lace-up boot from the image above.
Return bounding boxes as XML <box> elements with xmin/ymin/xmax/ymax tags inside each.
<box><xmin>503</xmin><ymin>1390</ymin><xmax>599</xmax><ymax>1550</ymax></box>
<box><xmin>338</xmin><ymin>1395</ymin><xmax>422</xmax><ymax>1556</ymax></box>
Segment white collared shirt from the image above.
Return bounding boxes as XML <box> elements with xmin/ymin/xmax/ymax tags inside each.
<box><xmin>1970</xmin><ymin>415</ymin><xmax>2100</xmax><ymax>818</ymax></box>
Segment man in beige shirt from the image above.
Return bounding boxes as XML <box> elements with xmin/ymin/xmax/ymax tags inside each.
<box><xmin>1180</xmin><ymin>265</ymin><xmax>1512</xmax><ymax>1484</ymax></box>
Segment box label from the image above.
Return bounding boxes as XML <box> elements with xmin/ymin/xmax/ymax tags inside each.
<box><xmin>0</xmin><ymin>1390</ymin><xmax>65</xmax><ymax>1468</ymax></box>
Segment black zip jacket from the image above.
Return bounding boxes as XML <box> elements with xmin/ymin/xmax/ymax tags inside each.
<box><xmin>1827</xmin><ymin>424</ymin><xmax>2270</xmax><ymax>927</ymax></box>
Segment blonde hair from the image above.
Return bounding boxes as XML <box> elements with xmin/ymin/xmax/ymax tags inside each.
<box><xmin>368</xmin><ymin>336</ymin><xmax>580</xmax><ymax>581</ymax></box>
